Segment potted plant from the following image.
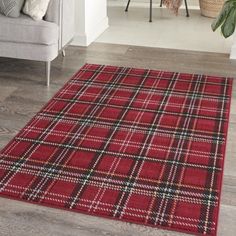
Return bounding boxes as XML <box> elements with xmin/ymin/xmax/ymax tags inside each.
<box><xmin>199</xmin><ymin>0</ymin><xmax>225</xmax><ymax>18</ymax></box>
<box><xmin>211</xmin><ymin>0</ymin><xmax>236</xmax><ymax>38</ymax></box>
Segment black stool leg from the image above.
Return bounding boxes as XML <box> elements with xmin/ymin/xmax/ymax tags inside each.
<box><xmin>149</xmin><ymin>0</ymin><xmax>153</xmax><ymax>22</ymax></box>
<box><xmin>125</xmin><ymin>0</ymin><xmax>131</xmax><ymax>12</ymax></box>
<box><xmin>184</xmin><ymin>0</ymin><xmax>190</xmax><ymax>17</ymax></box>
<box><xmin>160</xmin><ymin>0</ymin><xmax>163</xmax><ymax>7</ymax></box>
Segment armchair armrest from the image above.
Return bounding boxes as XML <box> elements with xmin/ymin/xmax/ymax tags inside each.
<box><xmin>44</xmin><ymin>0</ymin><xmax>75</xmax><ymax>50</ymax></box>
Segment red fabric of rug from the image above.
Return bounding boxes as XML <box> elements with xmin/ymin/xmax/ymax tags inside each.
<box><xmin>0</xmin><ymin>64</ymin><xmax>233</xmax><ymax>235</ymax></box>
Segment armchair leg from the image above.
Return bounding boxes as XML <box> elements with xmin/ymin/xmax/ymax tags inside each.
<box><xmin>62</xmin><ymin>49</ymin><xmax>66</xmax><ymax>57</ymax></box>
<box><xmin>46</xmin><ymin>61</ymin><xmax>51</xmax><ymax>87</ymax></box>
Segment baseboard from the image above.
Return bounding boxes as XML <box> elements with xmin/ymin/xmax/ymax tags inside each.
<box><xmin>71</xmin><ymin>33</ymin><xmax>88</xmax><ymax>47</ymax></box>
<box><xmin>230</xmin><ymin>45</ymin><xmax>236</xmax><ymax>59</ymax></box>
<box><xmin>71</xmin><ymin>16</ymin><xmax>109</xmax><ymax>46</ymax></box>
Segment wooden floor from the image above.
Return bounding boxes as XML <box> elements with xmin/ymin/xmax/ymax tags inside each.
<box><xmin>0</xmin><ymin>43</ymin><xmax>236</xmax><ymax>236</ymax></box>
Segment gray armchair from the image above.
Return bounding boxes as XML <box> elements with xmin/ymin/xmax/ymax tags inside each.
<box><xmin>0</xmin><ymin>0</ymin><xmax>75</xmax><ymax>86</ymax></box>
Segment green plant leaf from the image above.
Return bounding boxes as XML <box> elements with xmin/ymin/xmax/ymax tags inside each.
<box><xmin>221</xmin><ymin>5</ymin><xmax>236</xmax><ymax>38</ymax></box>
<box><xmin>211</xmin><ymin>1</ymin><xmax>234</xmax><ymax>31</ymax></box>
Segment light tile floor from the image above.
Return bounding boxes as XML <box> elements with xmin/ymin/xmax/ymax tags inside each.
<box><xmin>96</xmin><ymin>4</ymin><xmax>234</xmax><ymax>54</ymax></box>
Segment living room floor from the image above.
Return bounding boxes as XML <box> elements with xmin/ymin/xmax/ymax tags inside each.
<box><xmin>96</xmin><ymin>4</ymin><xmax>233</xmax><ymax>54</ymax></box>
<box><xmin>0</xmin><ymin>43</ymin><xmax>236</xmax><ymax>236</ymax></box>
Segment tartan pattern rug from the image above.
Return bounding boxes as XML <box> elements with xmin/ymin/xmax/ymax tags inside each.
<box><xmin>0</xmin><ymin>64</ymin><xmax>232</xmax><ymax>236</ymax></box>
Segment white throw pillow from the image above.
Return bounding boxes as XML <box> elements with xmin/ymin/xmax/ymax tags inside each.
<box><xmin>23</xmin><ymin>0</ymin><xmax>51</xmax><ymax>21</ymax></box>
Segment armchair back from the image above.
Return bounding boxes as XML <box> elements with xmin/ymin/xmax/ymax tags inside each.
<box><xmin>45</xmin><ymin>0</ymin><xmax>75</xmax><ymax>50</ymax></box>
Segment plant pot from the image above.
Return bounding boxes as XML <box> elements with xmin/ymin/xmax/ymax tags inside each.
<box><xmin>199</xmin><ymin>0</ymin><xmax>224</xmax><ymax>18</ymax></box>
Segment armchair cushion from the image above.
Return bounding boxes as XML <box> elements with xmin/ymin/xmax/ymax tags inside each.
<box><xmin>0</xmin><ymin>0</ymin><xmax>25</xmax><ymax>18</ymax></box>
<box><xmin>45</xmin><ymin>0</ymin><xmax>60</xmax><ymax>25</ymax></box>
<box><xmin>0</xmin><ymin>14</ymin><xmax>59</xmax><ymax>45</ymax></box>
<box><xmin>23</xmin><ymin>0</ymin><xmax>51</xmax><ymax>21</ymax></box>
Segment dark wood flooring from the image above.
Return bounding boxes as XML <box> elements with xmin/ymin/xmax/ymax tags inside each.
<box><xmin>0</xmin><ymin>43</ymin><xmax>235</xmax><ymax>236</ymax></box>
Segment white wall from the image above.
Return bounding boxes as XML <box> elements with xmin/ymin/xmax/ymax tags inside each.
<box><xmin>230</xmin><ymin>35</ymin><xmax>236</xmax><ymax>59</ymax></box>
<box><xmin>72</xmin><ymin>0</ymin><xmax>109</xmax><ymax>46</ymax></box>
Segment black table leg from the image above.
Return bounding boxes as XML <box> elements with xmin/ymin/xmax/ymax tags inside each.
<box><xmin>149</xmin><ymin>0</ymin><xmax>153</xmax><ymax>22</ymax></box>
<box><xmin>184</xmin><ymin>0</ymin><xmax>190</xmax><ymax>17</ymax></box>
<box><xmin>125</xmin><ymin>0</ymin><xmax>154</xmax><ymax>22</ymax></box>
<box><xmin>125</xmin><ymin>0</ymin><xmax>131</xmax><ymax>12</ymax></box>
<box><xmin>160</xmin><ymin>0</ymin><xmax>163</xmax><ymax>7</ymax></box>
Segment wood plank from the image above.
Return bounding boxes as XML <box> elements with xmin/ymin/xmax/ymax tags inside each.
<box><xmin>0</xmin><ymin>43</ymin><xmax>235</xmax><ymax>236</ymax></box>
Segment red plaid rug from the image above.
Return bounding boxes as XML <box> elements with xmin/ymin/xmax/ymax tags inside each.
<box><xmin>0</xmin><ymin>64</ymin><xmax>232</xmax><ymax>235</ymax></box>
